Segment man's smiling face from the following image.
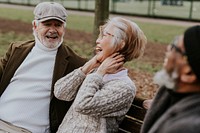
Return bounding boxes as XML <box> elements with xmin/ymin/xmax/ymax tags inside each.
<box><xmin>34</xmin><ymin>19</ymin><xmax>65</xmax><ymax>48</ymax></box>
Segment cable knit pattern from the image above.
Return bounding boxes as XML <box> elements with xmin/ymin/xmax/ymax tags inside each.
<box><xmin>54</xmin><ymin>68</ymin><xmax>136</xmax><ymax>133</ymax></box>
<box><xmin>54</xmin><ymin>68</ymin><xmax>86</xmax><ymax>101</ymax></box>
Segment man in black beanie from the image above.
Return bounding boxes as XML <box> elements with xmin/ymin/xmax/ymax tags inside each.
<box><xmin>141</xmin><ymin>25</ymin><xmax>200</xmax><ymax>133</ymax></box>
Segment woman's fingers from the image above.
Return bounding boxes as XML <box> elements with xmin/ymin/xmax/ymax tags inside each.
<box><xmin>111</xmin><ymin>54</ymin><xmax>124</xmax><ymax>65</ymax></box>
<box><xmin>110</xmin><ymin>52</ymin><xmax>120</xmax><ymax>58</ymax></box>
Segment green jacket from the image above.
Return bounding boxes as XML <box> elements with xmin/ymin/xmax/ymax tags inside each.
<box><xmin>0</xmin><ymin>40</ymin><xmax>87</xmax><ymax>133</ymax></box>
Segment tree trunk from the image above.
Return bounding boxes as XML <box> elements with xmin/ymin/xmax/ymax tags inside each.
<box><xmin>93</xmin><ymin>0</ymin><xmax>109</xmax><ymax>45</ymax></box>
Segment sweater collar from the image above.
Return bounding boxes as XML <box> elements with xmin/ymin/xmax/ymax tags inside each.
<box><xmin>103</xmin><ymin>69</ymin><xmax>128</xmax><ymax>82</ymax></box>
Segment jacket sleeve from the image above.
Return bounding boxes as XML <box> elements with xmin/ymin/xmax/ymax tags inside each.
<box><xmin>0</xmin><ymin>43</ymin><xmax>14</xmax><ymax>80</ymax></box>
<box><xmin>54</xmin><ymin>68</ymin><xmax>86</xmax><ymax>101</ymax></box>
<box><xmin>73</xmin><ymin>73</ymin><xmax>136</xmax><ymax>118</ymax></box>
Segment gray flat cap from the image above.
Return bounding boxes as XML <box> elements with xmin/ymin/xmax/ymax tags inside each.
<box><xmin>34</xmin><ymin>2</ymin><xmax>67</xmax><ymax>23</ymax></box>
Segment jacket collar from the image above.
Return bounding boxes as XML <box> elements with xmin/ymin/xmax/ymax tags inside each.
<box><xmin>0</xmin><ymin>41</ymin><xmax>69</xmax><ymax>97</ymax></box>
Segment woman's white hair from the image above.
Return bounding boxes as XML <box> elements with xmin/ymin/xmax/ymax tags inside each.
<box><xmin>103</xmin><ymin>17</ymin><xmax>147</xmax><ymax>62</ymax></box>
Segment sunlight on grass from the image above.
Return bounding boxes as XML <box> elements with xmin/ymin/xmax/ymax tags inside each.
<box><xmin>0</xmin><ymin>6</ymin><xmax>191</xmax><ymax>74</ymax></box>
<box><xmin>137</xmin><ymin>22</ymin><xmax>187</xmax><ymax>44</ymax></box>
<box><xmin>0</xmin><ymin>32</ymin><xmax>93</xmax><ymax>59</ymax></box>
<box><xmin>125</xmin><ymin>60</ymin><xmax>162</xmax><ymax>74</ymax></box>
<box><xmin>65</xmin><ymin>40</ymin><xmax>94</xmax><ymax>58</ymax></box>
<box><xmin>0</xmin><ymin>8</ymin><xmax>33</xmax><ymax>23</ymax></box>
<box><xmin>0</xmin><ymin>32</ymin><xmax>33</xmax><ymax>56</ymax></box>
<box><xmin>67</xmin><ymin>15</ymin><xmax>94</xmax><ymax>33</ymax></box>
<box><xmin>0</xmin><ymin>7</ymin><xmax>188</xmax><ymax>44</ymax></box>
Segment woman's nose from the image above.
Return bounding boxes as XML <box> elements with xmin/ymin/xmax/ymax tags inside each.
<box><xmin>96</xmin><ymin>37</ymin><xmax>100</xmax><ymax>44</ymax></box>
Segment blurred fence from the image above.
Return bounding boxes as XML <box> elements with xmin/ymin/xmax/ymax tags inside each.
<box><xmin>0</xmin><ymin>0</ymin><xmax>199</xmax><ymax>22</ymax></box>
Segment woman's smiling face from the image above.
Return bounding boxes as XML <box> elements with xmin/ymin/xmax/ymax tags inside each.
<box><xmin>95</xmin><ymin>25</ymin><xmax>118</xmax><ymax>63</ymax></box>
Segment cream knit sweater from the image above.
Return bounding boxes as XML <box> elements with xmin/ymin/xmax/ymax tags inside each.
<box><xmin>54</xmin><ymin>68</ymin><xmax>136</xmax><ymax>133</ymax></box>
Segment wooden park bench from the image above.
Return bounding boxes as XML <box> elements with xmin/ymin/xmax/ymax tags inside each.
<box><xmin>118</xmin><ymin>96</ymin><xmax>147</xmax><ymax>133</ymax></box>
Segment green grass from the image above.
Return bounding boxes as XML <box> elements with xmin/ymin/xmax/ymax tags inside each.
<box><xmin>2</xmin><ymin>0</ymin><xmax>200</xmax><ymax>20</ymax></box>
<box><xmin>0</xmin><ymin>32</ymin><xmax>94</xmax><ymax>58</ymax></box>
<box><xmin>0</xmin><ymin>7</ymin><xmax>188</xmax><ymax>44</ymax></box>
<box><xmin>0</xmin><ymin>7</ymin><xmax>94</xmax><ymax>32</ymax></box>
<box><xmin>65</xmin><ymin>40</ymin><xmax>94</xmax><ymax>58</ymax></box>
<box><xmin>0</xmin><ymin>32</ymin><xmax>161</xmax><ymax>74</ymax></box>
<box><xmin>138</xmin><ymin>22</ymin><xmax>187</xmax><ymax>44</ymax></box>
<box><xmin>125</xmin><ymin>60</ymin><xmax>162</xmax><ymax>74</ymax></box>
<box><xmin>113</xmin><ymin>1</ymin><xmax>200</xmax><ymax>20</ymax></box>
<box><xmin>0</xmin><ymin>7</ymin><xmax>190</xmax><ymax>73</ymax></box>
<box><xmin>0</xmin><ymin>32</ymin><xmax>33</xmax><ymax>56</ymax></box>
<box><xmin>0</xmin><ymin>8</ymin><xmax>34</xmax><ymax>23</ymax></box>
<box><xmin>67</xmin><ymin>15</ymin><xmax>94</xmax><ymax>32</ymax></box>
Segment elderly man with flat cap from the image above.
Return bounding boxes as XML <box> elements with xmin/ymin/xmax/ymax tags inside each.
<box><xmin>141</xmin><ymin>25</ymin><xmax>200</xmax><ymax>133</ymax></box>
<box><xmin>0</xmin><ymin>2</ymin><xmax>86</xmax><ymax>133</ymax></box>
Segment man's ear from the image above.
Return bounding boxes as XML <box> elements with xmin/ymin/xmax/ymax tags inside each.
<box><xmin>180</xmin><ymin>66</ymin><xmax>197</xmax><ymax>83</ymax></box>
<box><xmin>181</xmin><ymin>73</ymin><xmax>197</xmax><ymax>83</ymax></box>
<box><xmin>32</xmin><ymin>20</ymin><xmax>38</xmax><ymax>29</ymax></box>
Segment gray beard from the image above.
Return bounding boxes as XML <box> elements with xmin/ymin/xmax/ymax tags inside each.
<box><xmin>153</xmin><ymin>69</ymin><xmax>178</xmax><ymax>90</ymax></box>
<box><xmin>33</xmin><ymin>31</ymin><xmax>63</xmax><ymax>50</ymax></box>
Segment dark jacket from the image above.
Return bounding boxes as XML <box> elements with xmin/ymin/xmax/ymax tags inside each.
<box><xmin>141</xmin><ymin>86</ymin><xmax>200</xmax><ymax>133</ymax></box>
<box><xmin>0</xmin><ymin>40</ymin><xmax>87</xmax><ymax>133</ymax></box>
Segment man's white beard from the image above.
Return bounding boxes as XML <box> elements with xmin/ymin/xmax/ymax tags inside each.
<box><xmin>153</xmin><ymin>69</ymin><xmax>178</xmax><ymax>90</ymax></box>
<box><xmin>33</xmin><ymin>31</ymin><xmax>63</xmax><ymax>49</ymax></box>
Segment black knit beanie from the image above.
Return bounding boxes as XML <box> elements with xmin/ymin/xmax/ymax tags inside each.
<box><xmin>184</xmin><ymin>25</ymin><xmax>200</xmax><ymax>80</ymax></box>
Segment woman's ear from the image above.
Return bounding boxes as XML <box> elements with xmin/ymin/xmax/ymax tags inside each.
<box><xmin>120</xmin><ymin>40</ymin><xmax>125</xmax><ymax>50</ymax></box>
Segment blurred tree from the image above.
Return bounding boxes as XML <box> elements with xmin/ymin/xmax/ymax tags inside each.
<box><xmin>93</xmin><ymin>0</ymin><xmax>109</xmax><ymax>46</ymax></box>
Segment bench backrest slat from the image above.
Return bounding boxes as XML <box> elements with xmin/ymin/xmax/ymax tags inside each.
<box><xmin>126</xmin><ymin>104</ymin><xmax>146</xmax><ymax>121</ymax></box>
<box><xmin>119</xmin><ymin>96</ymin><xmax>147</xmax><ymax>133</ymax></box>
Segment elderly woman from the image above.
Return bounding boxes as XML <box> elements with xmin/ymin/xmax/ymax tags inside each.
<box><xmin>54</xmin><ymin>17</ymin><xmax>147</xmax><ymax>133</ymax></box>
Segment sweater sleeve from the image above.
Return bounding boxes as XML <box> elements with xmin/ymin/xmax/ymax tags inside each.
<box><xmin>73</xmin><ymin>73</ymin><xmax>136</xmax><ymax>117</ymax></box>
<box><xmin>54</xmin><ymin>68</ymin><xmax>86</xmax><ymax>101</ymax></box>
